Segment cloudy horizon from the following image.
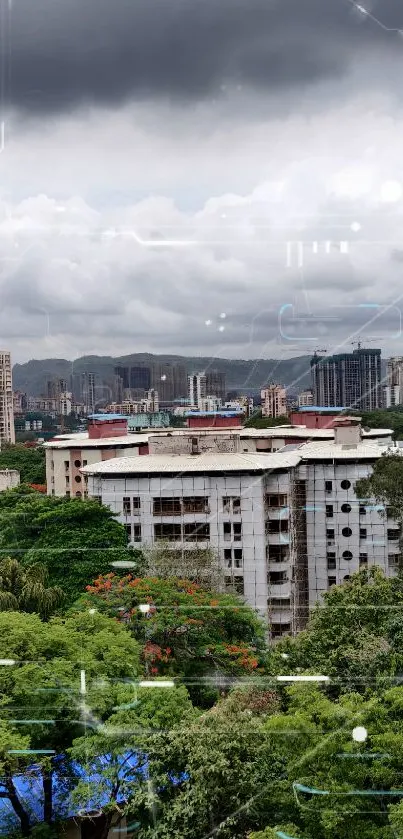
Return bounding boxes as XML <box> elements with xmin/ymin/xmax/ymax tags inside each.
<box><xmin>1</xmin><ymin>0</ymin><xmax>403</xmax><ymax>365</ymax></box>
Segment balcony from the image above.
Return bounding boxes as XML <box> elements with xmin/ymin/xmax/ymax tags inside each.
<box><xmin>268</xmin><ymin>583</ymin><xmax>292</xmax><ymax>599</ymax></box>
<box><xmin>267</xmin><ymin>533</ymin><xmax>290</xmax><ymax>545</ymax></box>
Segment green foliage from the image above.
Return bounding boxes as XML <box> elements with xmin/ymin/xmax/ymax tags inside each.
<box><xmin>274</xmin><ymin>568</ymin><xmax>403</xmax><ymax>690</ymax></box>
<box><xmin>0</xmin><ymin>557</ymin><xmax>64</xmax><ymax>619</ymax></box>
<box><xmin>0</xmin><ymin>610</ymin><xmax>140</xmax><ymax>834</ymax></box>
<box><xmin>244</xmin><ymin>411</ymin><xmax>290</xmax><ymax>429</ymax></box>
<box><xmin>358</xmin><ymin>409</ymin><xmax>403</xmax><ymax>440</ymax></box>
<box><xmin>125</xmin><ymin>702</ymin><xmax>285</xmax><ymax>839</ymax></box>
<box><xmin>0</xmin><ymin>486</ymin><xmax>136</xmax><ymax>604</ymax></box>
<box><xmin>356</xmin><ymin>452</ymin><xmax>403</xmax><ymax>524</ymax></box>
<box><xmin>78</xmin><ymin>573</ymin><xmax>267</xmax><ymax>705</ymax></box>
<box><xmin>0</xmin><ymin>444</ymin><xmax>46</xmax><ymax>484</ymax></box>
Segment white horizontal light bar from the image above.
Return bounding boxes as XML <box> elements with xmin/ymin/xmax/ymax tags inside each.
<box><xmin>139</xmin><ymin>680</ymin><xmax>175</xmax><ymax>688</ymax></box>
<box><xmin>0</xmin><ymin>659</ymin><xmax>16</xmax><ymax>666</ymax></box>
<box><xmin>276</xmin><ymin>675</ymin><xmax>330</xmax><ymax>683</ymax></box>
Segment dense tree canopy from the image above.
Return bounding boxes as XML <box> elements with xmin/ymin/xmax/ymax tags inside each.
<box><xmin>0</xmin><ymin>610</ymin><xmax>140</xmax><ymax>836</ymax></box>
<box><xmin>0</xmin><ymin>557</ymin><xmax>64</xmax><ymax>619</ymax></box>
<box><xmin>0</xmin><ymin>487</ymin><xmax>136</xmax><ymax>604</ymax></box>
<box><xmin>78</xmin><ymin>573</ymin><xmax>267</xmax><ymax>704</ymax></box>
<box><xmin>0</xmin><ymin>444</ymin><xmax>46</xmax><ymax>484</ymax></box>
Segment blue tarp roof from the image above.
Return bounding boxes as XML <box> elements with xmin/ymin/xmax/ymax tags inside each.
<box><xmin>88</xmin><ymin>414</ymin><xmax>128</xmax><ymax>421</ymax></box>
<box><xmin>296</xmin><ymin>406</ymin><xmax>347</xmax><ymax>413</ymax></box>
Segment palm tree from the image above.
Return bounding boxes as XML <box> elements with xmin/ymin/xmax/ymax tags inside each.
<box><xmin>0</xmin><ymin>557</ymin><xmax>64</xmax><ymax>619</ymax></box>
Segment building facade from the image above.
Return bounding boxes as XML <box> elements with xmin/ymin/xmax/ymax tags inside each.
<box><xmin>82</xmin><ymin>420</ymin><xmax>400</xmax><ymax>640</ymax></box>
<box><xmin>0</xmin><ymin>351</ymin><xmax>15</xmax><ymax>445</ymax></box>
<box><xmin>384</xmin><ymin>356</ymin><xmax>403</xmax><ymax>407</ymax></box>
<box><xmin>297</xmin><ymin>390</ymin><xmax>314</xmax><ymax>408</ymax></box>
<box><xmin>311</xmin><ymin>349</ymin><xmax>382</xmax><ymax>410</ymax></box>
<box><xmin>205</xmin><ymin>370</ymin><xmax>226</xmax><ymax>401</ymax></box>
<box><xmin>261</xmin><ymin>384</ymin><xmax>287</xmax><ymax>418</ymax></box>
<box><xmin>188</xmin><ymin>373</ymin><xmax>207</xmax><ymax>408</ymax></box>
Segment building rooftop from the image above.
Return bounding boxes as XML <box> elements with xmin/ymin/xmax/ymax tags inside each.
<box><xmin>81</xmin><ymin>451</ymin><xmax>301</xmax><ymax>476</ymax></box>
<box><xmin>44</xmin><ymin>434</ymin><xmax>148</xmax><ymax>450</ymax></box>
<box><xmin>297</xmin><ymin>439</ymin><xmax>397</xmax><ymax>461</ymax></box>
<box><xmin>88</xmin><ymin>414</ymin><xmax>129</xmax><ymax>421</ymax></box>
<box><xmin>184</xmin><ymin>410</ymin><xmax>244</xmax><ymax>417</ymax></box>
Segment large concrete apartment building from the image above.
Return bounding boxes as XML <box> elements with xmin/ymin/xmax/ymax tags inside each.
<box><xmin>81</xmin><ymin>417</ymin><xmax>401</xmax><ymax>640</ymax></box>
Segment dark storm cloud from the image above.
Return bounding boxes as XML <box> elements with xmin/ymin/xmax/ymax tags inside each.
<box><xmin>5</xmin><ymin>0</ymin><xmax>401</xmax><ymax>114</ymax></box>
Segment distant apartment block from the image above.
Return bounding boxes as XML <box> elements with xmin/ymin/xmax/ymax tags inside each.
<box><xmin>384</xmin><ymin>357</ymin><xmax>403</xmax><ymax>407</ymax></box>
<box><xmin>188</xmin><ymin>373</ymin><xmax>207</xmax><ymax>408</ymax></box>
<box><xmin>311</xmin><ymin>348</ymin><xmax>382</xmax><ymax>410</ymax></box>
<box><xmin>297</xmin><ymin>390</ymin><xmax>314</xmax><ymax>408</ymax></box>
<box><xmin>261</xmin><ymin>384</ymin><xmax>287</xmax><ymax>418</ymax></box>
<box><xmin>0</xmin><ymin>351</ymin><xmax>15</xmax><ymax>445</ymax></box>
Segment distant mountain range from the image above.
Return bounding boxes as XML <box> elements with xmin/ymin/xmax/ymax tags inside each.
<box><xmin>12</xmin><ymin>353</ymin><xmax>314</xmax><ymax>398</ymax></box>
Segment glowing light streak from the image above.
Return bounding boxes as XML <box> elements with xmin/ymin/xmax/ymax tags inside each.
<box><xmin>276</xmin><ymin>675</ymin><xmax>330</xmax><ymax>683</ymax></box>
<box><xmin>0</xmin><ymin>658</ymin><xmax>15</xmax><ymax>665</ymax></box>
<box><xmin>139</xmin><ymin>680</ymin><xmax>175</xmax><ymax>688</ymax></box>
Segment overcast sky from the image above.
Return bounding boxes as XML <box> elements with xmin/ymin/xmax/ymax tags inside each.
<box><xmin>1</xmin><ymin>0</ymin><xmax>403</xmax><ymax>365</ymax></box>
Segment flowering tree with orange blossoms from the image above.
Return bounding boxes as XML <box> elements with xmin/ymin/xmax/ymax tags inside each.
<box><xmin>78</xmin><ymin>574</ymin><xmax>267</xmax><ymax>704</ymax></box>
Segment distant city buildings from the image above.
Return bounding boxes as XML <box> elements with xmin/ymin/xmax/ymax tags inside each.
<box><xmin>188</xmin><ymin>373</ymin><xmax>207</xmax><ymax>408</ymax></box>
<box><xmin>297</xmin><ymin>390</ymin><xmax>314</xmax><ymax>408</ymax></box>
<box><xmin>311</xmin><ymin>348</ymin><xmax>382</xmax><ymax>410</ymax></box>
<box><xmin>384</xmin><ymin>357</ymin><xmax>403</xmax><ymax>407</ymax></box>
<box><xmin>0</xmin><ymin>351</ymin><xmax>15</xmax><ymax>444</ymax></box>
<box><xmin>261</xmin><ymin>384</ymin><xmax>287</xmax><ymax>418</ymax></box>
<box><xmin>106</xmin><ymin>389</ymin><xmax>160</xmax><ymax>415</ymax></box>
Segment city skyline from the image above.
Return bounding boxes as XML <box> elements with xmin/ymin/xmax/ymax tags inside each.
<box><xmin>0</xmin><ymin>0</ymin><xmax>403</xmax><ymax>363</ymax></box>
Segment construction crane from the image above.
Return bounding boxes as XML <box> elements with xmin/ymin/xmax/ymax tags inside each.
<box><xmin>351</xmin><ymin>337</ymin><xmax>378</xmax><ymax>351</ymax></box>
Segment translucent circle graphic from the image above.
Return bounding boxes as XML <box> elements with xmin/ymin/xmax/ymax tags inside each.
<box><xmin>352</xmin><ymin>726</ymin><xmax>368</xmax><ymax>742</ymax></box>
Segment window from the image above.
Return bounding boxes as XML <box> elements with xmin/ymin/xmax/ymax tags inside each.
<box><xmin>359</xmin><ymin>506</ymin><xmax>366</xmax><ymax>515</ymax></box>
<box><xmin>133</xmin><ymin>525</ymin><xmax>142</xmax><ymax>542</ymax></box>
<box><xmin>341</xmin><ymin>479</ymin><xmax>351</xmax><ymax>490</ymax></box>
<box><xmin>266</xmin><ymin>494</ymin><xmax>288</xmax><ymax>507</ymax></box>
<box><xmin>154</xmin><ymin>523</ymin><xmax>182</xmax><ymax>541</ymax></box>
<box><xmin>342</xmin><ymin>550</ymin><xmax>353</xmax><ymax>560</ymax></box>
<box><xmin>388</xmin><ymin>529</ymin><xmax>400</xmax><ymax>541</ymax></box>
<box><xmin>153</xmin><ymin>497</ymin><xmax>181</xmax><ymax>516</ymax></box>
<box><xmin>132</xmin><ymin>497</ymin><xmax>141</xmax><ymax>512</ymax></box>
<box><xmin>328</xmin><ymin>576</ymin><xmax>337</xmax><ymax>588</ymax></box>
<box><xmin>268</xmin><ymin>545</ymin><xmax>289</xmax><ymax>562</ymax></box>
<box><xmin>183</xmin><ymin>496</ymin><xmax>209</xmax><ymax>514</ymax></box>
<box><xmin>233</xmin><ymin>522</ymin><xmax>242</xmax><ymax>541</ymax></box>
<box><xmin>268</xmin><ymin>571</ymin><xmax>288</xmax><ymax>585</ymax></box>
<box><xmin>233</xmin><ymin>576</ymin><xmax>244</xmax><ymax>595</ymax></box>
<box><xmin>65</xmin><ymin>490</ymin><xmax>70</xmax><ymax>498</ymax></box>
<box><xmin>327</xmin><ymin>556</ymin><xmax>336</xmax><ymax>569</ymax></box>
<box><xmin>224</xmin><ymin>548</ymin><xmax>232</xmax><ymax>568</ymax></box>
<box><xmin>268</xmin><ymin>598</ymin><xmax>291</xmax><ymax>608</ymax></box>
<box><xmin>125</xmin><ymin>523</ymin><xmax>132</xmax><ymax>540</ymax></box>
<box><xmin>75</xmin><ymin>491</ymin><xmax>82</xmax><ymax>498</ymax></box>
<box><xmin>183</xmin><ymin>523</ymin><xmax>210</xmax><ymax>542</ymax></box>
<box><xmin>64</xmin><ymin>460</ymin><xmax>69</xmax><ymax>470</ymax></box>
<box><xmin>325</xmin><ymin>480</ymin><xmax>332</xmax><ymax>493</ymax></box>
<box><xmin>223</xmin><ymin>497</ymin><xmax>241</xmax><ymax>513</ymax></box>
<box><xmin>271</xmin><ymin>623</ymin><xmax>291</xmax><ymax>638</ymax></box>
<box><xmin>223</xmin><ymin>522</ymin><xmax>231</xmax><ymax>541</ymax></box>
<box><xmin>75</xmin><ymin>475</ymin><xmax>81</xmax><ymax>483</ymax></box>
<box><xmin>93</xmin><ymin>496</ymin><xmax>102</xmax><ymax>505</ymax></box>
<box><xmin>326</xmin><ymin>528</ymin><xmax>335</xmax><ymax>539</ymax></box>
<box><xmin>388</xmin><ymin>555</ymin><xmax>400</xmax><ymax>567</ymax></box>
<box><xmin>233</xmin><ymin>548</ymin><xmax>243</xmax><ymax>568</ymax></box>
<box><xmin>343</xmin><ymin>575</ymin><xmax>351</xmax><ymax>581</ymax></box>
<box><xmin>51</xmin><ymin>460</ymin><xmax>54</xmax><ymax>470</ymax></box>
<box><xmin>326</xmin><ymin>505</ymin><xmax>333</xmax><ymax>518</ymax></box>
<box><xmin>359</xmin><ymin>528</ymin><xmax>367</xmax><ymax>539</ymax></box>
<box><xmin>232</xmin><ymin>497</ymin><xmax>241</xmax><ymax>514</ymax></box>
<box><xmin>341</xmin><ymin>503</ymin><xmax>351</xmax><ymax>513</ymax></box>
<box><xmin>359</xmin><ymin>553</ymin><xmax>368</xmax><ymax>564</ymax></box>
<box><xmin>74</xmin><ymin>459</ymin><xmax>81</xmax><ymax>468</ymax></box>
<box><xmin>65</xmin><ymin>476</ymin><xmax>69</xmax><ymax>485</ymax></box>
<box><xmin>123</xmin><ymin>497</ymin><xmax>131</xmax><ymax>515</ymax></box>
<box><xmin>267</xmin><ymin>519</ymin><xmax>289</xmax><ymax>534</ymax></box>
<box><xmin>83</xmin><ymin>460</ymin><xmax>87</xmax><ymax>467</ymax></box>
<box><xmin>342</xmin><ymin>527</ymin><xmax>352</xmax><ymax>537</ymax></box>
